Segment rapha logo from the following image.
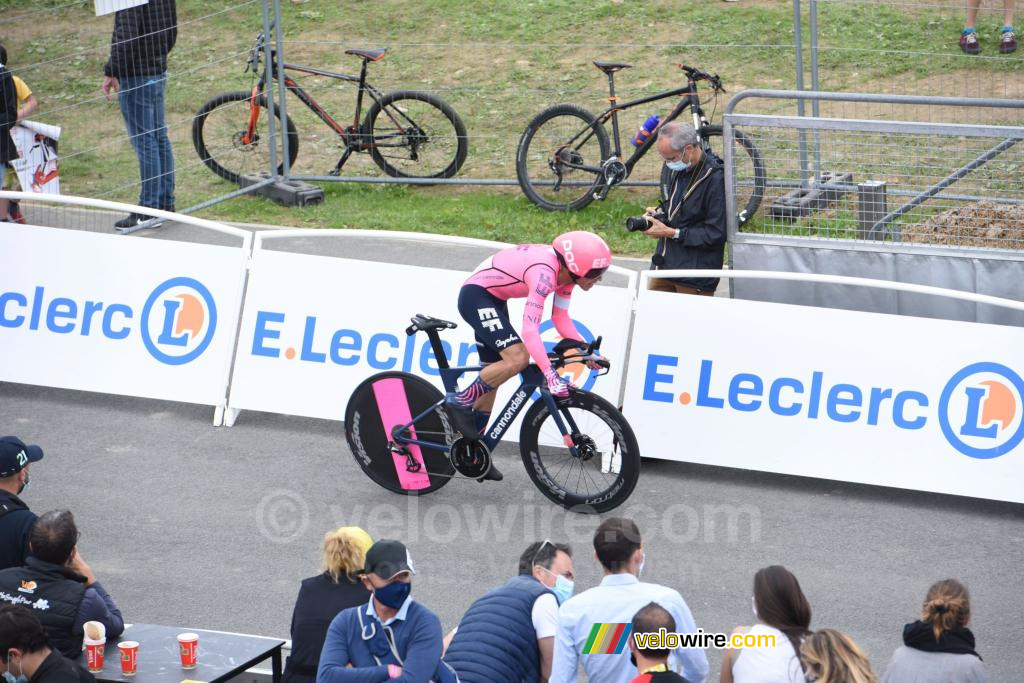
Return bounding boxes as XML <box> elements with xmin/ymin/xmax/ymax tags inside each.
<box><xmin>494</xmin><ymin>334</ymin><xmax>519</xmax><ymax>348</ymax></box>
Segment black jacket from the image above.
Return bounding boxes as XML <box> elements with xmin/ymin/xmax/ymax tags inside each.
<box><xmin>283</xmin><ymin>572</ymin><xmax>371</xmax><ymax>683</ymax></box>
<box><xmin>0</xmin><ymin>557</ymin><xmax>88</xmax><ymax>659</ymax></box>
<box><xmin>0</xmin><ymin>66</ymin><xmax>18</xmax><ymax>165</ymax></box>
<box><xmin>28</xmin><ymin>650</ymin><xmax>96</xmax><ymax>683</ymax></box>
<box><xmin>0</xmin><ymin>490</ymin><xmax>37</xmax><ymax>570</ymax></box>
<box><xmin>103</xmin><ymin>0</ymin><xmax>177</xmax><ymax>79</ymax></box>
<box><xmin>652</xmin><ymin>152</ymin><xmax>727</xmax><ymax>291</ymax></box>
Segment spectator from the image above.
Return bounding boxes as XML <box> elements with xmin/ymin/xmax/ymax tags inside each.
<box><xmin>101</xmin><ymin>0</ymin><xmax>177</xmax><ymax>230</ymax></box>
<box><xmin>0</xmin><ymin>510</ymin><xmax>123</xmax><ymax>659</ymax></box>
<box><xmin>317</xmin><ymin>539</ymin><xmax>456</xmax><ymax>683</ymax></box>
<box><xmin>801</xmin><ymin>630</ymin><xmax>876</xmax><ymax>683</ymax></box>
<box><xmin>445</xmin><ymin>539</ymin><xmax>575</xmax><ymax>682</ymax></box>
<box><xmin>551</xmin><ymin>517</ymin><xmax>708</xmax><ymax>683</ymax></box>
<box><xmin>960</xmin><ymin>1</ymin><xmax>1016</xmax><ymax>54</ymax></box>
<box><xmin>0</xmin><ymin>51</ymin><xmax>18</xmax><ymax>225</ymax></box>
<box><xmin>720</xmin><ymin>565</ymin><xmax>811</xmax><ymax>683</ymax></box>
<box><xmin>283</xmin><ymin>526</ymin><xmax>373</xmax><ymax>683</ymax></box>
<box><xmin>0</xmin><ymin>436</ymin><xmax>43</xmax><ymax>570</ymax></box>
<box><xmin>627</xmin><ymin>603</ymin><xmax>687</xmax><ymax>683</ymax></box>
<box><xmin>0</xmin><ymin>605</ymin><xmax>95</xmax><ymax>683</ymax></box>
<box><xmin>0</xmin><ymin>45</ymin><xmax>38</xmax><ymax>224</ymax></box>
<box><xmin>642</xmin><ymin>121</ymin><xmax>727</xmax><ymax>296</ymax></box>
<box><xmin>881</xmin><ymin>579</ymin><xmax>984</xmax><ymax>682</ymax></box>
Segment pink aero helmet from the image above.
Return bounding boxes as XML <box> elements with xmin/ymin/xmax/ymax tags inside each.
<box><xmin>552</xmin><ymin>231</ymin><xmax>612</xmax><ymax>280</ymax></box>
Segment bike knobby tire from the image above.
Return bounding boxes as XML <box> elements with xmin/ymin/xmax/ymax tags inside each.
<box><xmin>192</xmin><ymin>91</ymin><xmax>299</xmax><ymax>185</ymax></box>
<box><xmin>519</xmin><ymin>390</ymin><xmax>640</xmax><ymax>512</ymax></box>
<box><xmin>660</xmin><ymin>124</ymin><xmax>766</xmax><ymax>226</ymax></box>
<box><xmin>364</xmin><ymin>90</ymin><xmax>469</xmax><ymax>180</ymax></box>
<box><xmin>516</xmin><ymin>104</ymin><xmax>611</xmax><ymax>211</ymax></box>
<box><xmin>345</xmin><ymin>372</ymin><xmax>456</xmax><ymax>495</ymax></box>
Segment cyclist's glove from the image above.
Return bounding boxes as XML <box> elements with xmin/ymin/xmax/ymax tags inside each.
<box><xmin>544</xmin><ymin>368</ymin><xmax>574</xmax><ymax>398</ymax></box>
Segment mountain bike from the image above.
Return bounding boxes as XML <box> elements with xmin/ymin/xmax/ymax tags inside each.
<box><xmin>192</xmin><ymin>27</ymin><xmax>468</xmax><ymax>185</ymax></box>
<box><xmin>344</xmin><ymin>314</ymin><xmax>640</xmax><ymax>513</ymax></box>
<box><xmin>516</xmin><ymin>61</ymin><xmax>766</xmax><ymax>223</ymax></box>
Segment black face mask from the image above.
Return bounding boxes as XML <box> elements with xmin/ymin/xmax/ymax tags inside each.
<box><xmin>630</xmin><ymin>652</ymin><xmax>637</xmax><ymax>668</ymax></box>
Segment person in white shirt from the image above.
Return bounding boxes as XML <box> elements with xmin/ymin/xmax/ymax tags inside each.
<box><xmin>720</xmin><ymin>565</ymin><xmax>811</xmax><ymax>683</ymax></box>
<box><xmin>551</xmin><ymin>517</ymin><xmax>708</xmax><ymax>683</ymax></box>
<box><xmin>445</xmin><ymin>540</ymin><xmax>575</xmax><ymax>683</ymax></box>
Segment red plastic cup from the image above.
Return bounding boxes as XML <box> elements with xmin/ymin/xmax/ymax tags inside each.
<box><xmin>177</xmin><ymin>633</ymin><xmax>198</xmax><ymax>669</ymax></box>
<box><xmin>84</xmin><ymin>639</ymin><xmax>105</xmax><ymax>673</ymax></box>
<box><xmin>118</xmin><ymin>641</ymin><xmax>139</xmax><ymax>676</ymax></box>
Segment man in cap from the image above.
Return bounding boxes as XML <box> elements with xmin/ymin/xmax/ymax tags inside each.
<box><xmin>317</xmin><ymin>539</ymin><xmax>455</xmax><ymax>683</ymax></box>
<box><xmin>0</xmin><ymin>436</ymin><xmax>43</xmax><ymax>569</ymax></box>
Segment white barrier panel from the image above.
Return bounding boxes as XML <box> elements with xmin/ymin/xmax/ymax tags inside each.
<box><xmin>622</xmin><ymin>287</ymin><xmax>1024</xmax><ymax>503</ymax></box>
<box><xmin>226</xmin><ymin>249</ymin><xmax>633</xmax><ymax>428</ymax></box>
<box><xmin>0</xmin><ymin>224</ymin><xmax>247</xmax><ymax>410</ymax></box>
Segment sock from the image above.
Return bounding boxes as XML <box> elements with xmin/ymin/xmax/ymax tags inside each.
<box><xmin>473</xmin><ymin>411</ymin><xmax>492</xmax><ymax>434</ymax></box>
<box><xmin>452</xmin><ymin>377</ymin><xmax>493</xmax><ymax>407</ymax></box>
<box><xmin>962</xmin><ymin>27</ymin><xmax>977</xmax><ymax>34</ymax></box>
<box><xmin>1001</xmin><ymin>25</ymin><xmax>1014</xmax><ymax>33</ymax></box>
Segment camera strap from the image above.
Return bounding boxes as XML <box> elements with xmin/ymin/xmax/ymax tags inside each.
<box><xmin>666</xmin><ymin>153</ymin><xmax>709</xmax><ymax>223</ymax></box>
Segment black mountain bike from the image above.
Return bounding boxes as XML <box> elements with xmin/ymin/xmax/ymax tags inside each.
<box><xmin>516</xmin><ymin>62</ymin><xmax>766</xmax><ymax>223</ymax></box>
<box><xmin>344</xmin><ymin>315</ymin><xmax>640</xmax><ymax>513</ymax></box>
<box><xmin>192</xmin><ymin>28</ymin><xmax>468</xmax><ymax>185</ymax></box>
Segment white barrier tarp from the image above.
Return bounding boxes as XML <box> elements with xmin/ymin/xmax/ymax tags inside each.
<box><xmin>0</xmin><ymin>224</ymin><xmax>246</xmax><ymax>407</ymax></box>
<box><xmin>226</xmin><ymin>249</ymin><xmax>633</xmax><ymax>431</ymax></box>
<box><xmin>622</xmin><ymin>288</ymin><xmax>1024</xmax><ymax>503</ymax></box>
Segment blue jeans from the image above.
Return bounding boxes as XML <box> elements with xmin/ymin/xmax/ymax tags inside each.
<box><xmin>118</xmin><ymin>74</ymin><xmax>175</xmax><ymax>210</ymax></box>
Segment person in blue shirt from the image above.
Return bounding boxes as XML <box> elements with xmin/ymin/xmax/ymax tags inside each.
<box><xmin>550</xmin><ymin>517</ymin><xmax>708</xmax><ymax>683</ymax></box>
<box><xmin>316</xmin><ymin>539</ymin><xmax>455</xmax><ymax>683</ymax></box>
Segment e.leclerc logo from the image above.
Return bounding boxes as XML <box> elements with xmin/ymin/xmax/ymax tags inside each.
<box><xmin>0</xmin><ymin>276</ymin><xmax>216</xmax><ymax>366</ymax></box>
<box><xmin>141</xmin><ymin>277</ymin><xmax>218</xmax><ymax>365</ymax></box>
<box><xmin>642</xmin><ymin>356</ymin><xmax>1023</xmax><ymax>459</ymax></box>
<box><xmin>938</xmin><ymin>362</ymin><xmax>1024</xmax><ymax>459</ymax></box>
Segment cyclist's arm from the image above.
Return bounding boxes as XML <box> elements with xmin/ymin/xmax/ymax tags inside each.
<box><xmin>521</xmin><ymin>264</ymin><xmax>558</xmax><ymax>375</ymax></box>
<box><xmin>550</xmin><ymin>286</ymin><xmax>584</xmax><ymax>343</ymax></box>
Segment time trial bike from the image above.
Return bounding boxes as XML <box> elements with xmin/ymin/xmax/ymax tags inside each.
<box><xmin>192</xmin><ymin>27</ymin><xmax>468</xmax><ymax>185</ymax></box>
<box><xmin>344</xmin><ymin>314</ymin><xmax>640</xmax><ymax>513</ymax></box>
<box><xmin>516</xmin><ymin>61</ymin><xmax>766</xmax><ymax>223</ymax></box>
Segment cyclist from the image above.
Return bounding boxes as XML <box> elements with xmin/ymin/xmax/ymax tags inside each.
<box><xmin>445</xmin><ymin>230</ymin><xmax>611</xmax><ymax>480</ymax></box>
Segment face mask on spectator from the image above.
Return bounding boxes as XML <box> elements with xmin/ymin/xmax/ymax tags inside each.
<box><xmin>17</xmin><ymin>474</ymin><xmax>29</xmax><ymax>495</ymax></box>
<box><xmin>666</xmin><ymin>159</ymin><xmax>689</xmax><ymax>172</ymax></box>
<box><xmin>374</xmin><ymin>579</ymin><xmax>411</xmax><ymax>609</ymax></box>
<box><xmin>539</xmin><ymin>566</ymin><xmax>575</xmax><ymax>604</ymax></box>
<box><xmin>3</xmin><ymin>654</ymin><xmax>27</xmax><ymax>683</ymax></box>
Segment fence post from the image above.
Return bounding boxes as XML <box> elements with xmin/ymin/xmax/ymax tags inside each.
<box><xmin>808</xmin><ymin>0</ymin><xmax>822</xmax><ymax>182</ymax></box>
<box><xmin>792</xmin><ymin>0</ymin><xmax>811</xmax><ymax>187</ymax></box>
<box><xmin>272</xmin><ymin>0</ymin><xmax>292</xmax><ymax>180</ymax></box>
<box><xmin>260</xmin><ymin>0</ymin><xmax>281</xmax><ymax>181</ymax></box>
<box><xmin>857</xmin><ymin>180</ymin><xmax>887</xmax><ymax>241</ymax></box>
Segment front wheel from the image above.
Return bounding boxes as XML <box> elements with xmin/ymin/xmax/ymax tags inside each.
<box><xmin>345</xmin><ymin>372</ymin><xmax>456</xmax><ymax>495</ymax></box>
<box><xmin>516</xmin><ymin>104</ymin><xmax>611</xmax><ymax>211</ymax></box>
<box><xmin>661</xmin><ymin>124</ymin><xmax>765</xmax><ymax>226</ymax></box>
<box><xmin>364</xmin><ymin>90</ymin><xmax>469</xmax><ymax>180</ymax></box>
<box><xmin>519</xmin><ymin>390</ymin><xmax>640</xmax><ymax>513</ymax></box>
<box><xmin>192</xmin><ymin>90</ymin><xmax>299</xmax><ymax>185</ymax></box>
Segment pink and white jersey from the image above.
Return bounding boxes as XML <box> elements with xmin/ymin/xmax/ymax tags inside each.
<box><xmin>464</xmin><ymin>244</ymin><xmax>583</xmax><ymax>374</ymax></box>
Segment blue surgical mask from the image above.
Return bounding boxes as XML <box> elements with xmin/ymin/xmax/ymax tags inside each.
<box><xmin>550</xmin><ymin>575</ymin><xmax>575</xmax><ymax>605</ymax></box>
<box><xmin>374</xmin><ymin>580</ymin><xmax>411</xmax><ymax>609</ymax></box>
<box><xmin>4</xmin><ymin>655</ymin><xmax>27</xmax><ymax>683</ymax></box>
<box><xmin>666</xmin><ymin>160</ymin><xmax>689</xmax><ymax>172</ymax></box>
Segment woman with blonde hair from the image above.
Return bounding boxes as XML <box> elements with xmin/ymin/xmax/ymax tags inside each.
<box><xmin>283</xmin><ymin>527</ymin><xmax>373</xmax><ymax>683</ymax></box>
<box><xmin>801</xmin><ymin>629</ymin><xmax>876</xmax><ymax>683</ymax></box>
<box><xmin>882</xmin><ymin>579</ymin><xmax>985</xmax><ymax>682</ymax></box>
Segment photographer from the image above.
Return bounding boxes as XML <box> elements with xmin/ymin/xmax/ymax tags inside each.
<box><xmin>637</xmin><ymin>121</ymin><xmax>726</xmax><ymax>296</ymax></box>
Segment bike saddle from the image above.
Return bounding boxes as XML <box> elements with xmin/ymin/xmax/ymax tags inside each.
<box><xmin>346</xmin><ymin>48</ymin><xmax>387</xmax><ymax>62</ymax></box>
<box><xmin>593</xmin><ymin>60</ymin><xmax>632</xmax><ymax>73</ymax></box>
<box><xmin>406</xmin><ymin>314</ymin><xmax>457</xmax><ymax>335</ymax></box>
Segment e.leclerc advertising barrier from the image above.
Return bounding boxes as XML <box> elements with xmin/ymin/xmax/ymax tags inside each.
<box><xmin>225</xmin><ymin>249</ymin><xmax>632</xmax><ymax>432</ymax></box>
<box><xmin>0</xmin><ymin>224</ymin><xmax>247</xmax><ymax>408</ymax></box>
<box><xmin>622</xmin><ymin>284</ymin><xmax>1024</xmax><ymax>504</ymax></box>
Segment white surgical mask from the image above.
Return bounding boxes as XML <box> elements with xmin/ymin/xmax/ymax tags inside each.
<box><xmin>666</xmin><ymin>160</ymin><xmax>689</xmax><ymax>172</ymax></box>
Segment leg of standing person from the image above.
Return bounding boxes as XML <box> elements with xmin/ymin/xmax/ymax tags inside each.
<box><xmin>961</xmin><ymin>0</ymin><xmax>982</xmax><ymax>54</ymax></box>
<box><xmin>1000</xmin><ymin>0</ymin><xmax>1017</xmax><ymax>53</ymax></box>
<box><xmin>151</xmin><ymin>73</ymin><xmax>175</xmax><ymax>211</ymax></box>
<box><xmin>119</xmin><ymin>76</ymin><xmax>161</xmax><ymax>211</ymax></box>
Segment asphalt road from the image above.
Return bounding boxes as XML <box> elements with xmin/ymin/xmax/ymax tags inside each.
<box><xmin>3</xmin><ymin>209</ymin><xmax>1022</xmax><ymax>680</ymax></box>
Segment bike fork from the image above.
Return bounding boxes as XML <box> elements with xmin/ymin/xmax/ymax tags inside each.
<box><xmin>244</xmin><ymin>86</ymin><xmax>262</xmax><ymax>145</ymax></box>
<box><xmin>541</xmin><ymin>392</ymin><xmax>581</xmax><ymax>458</ymax></box>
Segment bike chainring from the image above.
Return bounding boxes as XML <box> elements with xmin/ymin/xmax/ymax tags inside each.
<box><xmin>601</xmin><ymin>157</ymin><xmax>627</xmax><ymax>186</ymax></box>
<box><xmin>449</xmin><ymin>437</ymin><xmax>492</xmax><ymax>479</ymax></box>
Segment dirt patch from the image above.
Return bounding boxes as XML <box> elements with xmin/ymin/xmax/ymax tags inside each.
<box><xmin>904</xmin><ymin>200</ymin><xmax>1024</xmax><ymax>249</ymax></box>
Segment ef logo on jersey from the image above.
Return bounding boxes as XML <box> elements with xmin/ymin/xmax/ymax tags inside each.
<box><xmin>478</xmin><ymin>307</ymin><xmax>503</xmax><ymax>332</ymax></box>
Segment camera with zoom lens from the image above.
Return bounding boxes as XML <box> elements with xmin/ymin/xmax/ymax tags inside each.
<box><xmin>625</xmin><ymin>206</ymin><xmax>666</xmax><ymax>232</ymax></box>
